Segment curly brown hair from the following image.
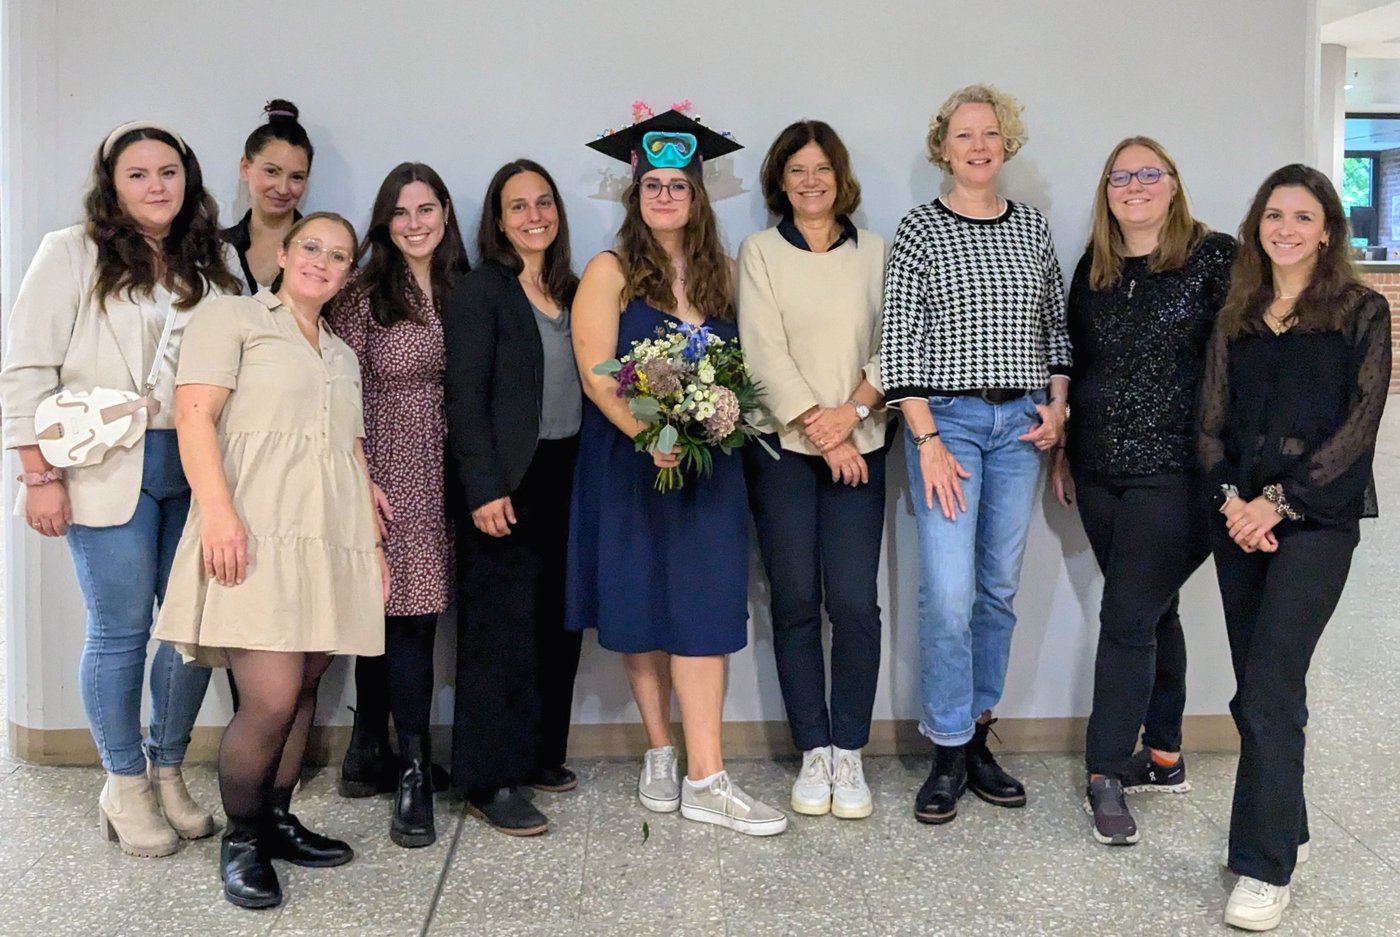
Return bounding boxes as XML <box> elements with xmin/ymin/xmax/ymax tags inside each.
<box><xmin>615</xmin><ymin>173</ymin><xmax>733</xmax><ymax>321</ymax></box>
<box><xmin>85</xmin><ymin>126</ymin><xmax>241</xmax><ymax>309</ymax></box>
<box><xmin>1218</xmin><ymin>164</ymin><xmax>1363</xmax><ymax>340</ymax></box>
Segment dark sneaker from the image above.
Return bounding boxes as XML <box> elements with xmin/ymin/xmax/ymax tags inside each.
<box><xmin>966</xmin><ymin>720</ymin><xmax>1026</xmax><ymax>808</ymax></box>
<box><xmin>1084</xmin><ymin>776</ymin><xmax>1140</xmax><ymax>846</ymax></box>
<box><xmin>468</xmin><ymin>787</ymin><xmax>549</xmax><ymax>837</ymax></box>
<box><xmin>1121</xmin><ymin>750</ymin><xmax>1191</xmax><ymax>794</ymax></box>
<box><xmin>530</xmin><ymin>765</ymin><xmax>578</xmax><ymax>793</ymax></box>
<box><xmin>914</xmin><ymin>744</ymin><xmax>966</xmax><ymax>824</ymax></box>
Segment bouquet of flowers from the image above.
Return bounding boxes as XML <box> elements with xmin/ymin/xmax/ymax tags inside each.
<box><xmin>593</xmin><ymin>322</ymin><xmax>777</xmax><ymax>491</ymax></box>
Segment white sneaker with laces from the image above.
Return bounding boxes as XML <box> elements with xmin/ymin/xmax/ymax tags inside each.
<box><xmin>790</xmin><ymin>746</ymin><xmax>832</xmax><ymax>815</ymax></box>
<box><xmin>1224</xmin><ymin>875</ymin><xmax>1290</xmax><ymax>931</ymax></box>
<box><xmin>638</xmin><ymin>746</ymin><xmax>680</xmax><ymax>813</ymax></box>
<box><xmin>831</xmin><ymin>747</ymin><xmax>872</xmax><ymax>819</ymax></box>
<box><xmin>681</xmin><ymin>771</ymin><xmax>788</xmax><ymax>836</ymax></box>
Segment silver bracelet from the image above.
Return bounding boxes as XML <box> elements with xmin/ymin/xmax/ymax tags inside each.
<box><xmin>1262</xmin><ymin>483</ymin><xmax>1304</xmax><ymax>521</ymax></box>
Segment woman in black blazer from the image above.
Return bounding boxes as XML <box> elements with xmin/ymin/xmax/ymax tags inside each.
<box><xmin>444</xmin><ymin>160</ymin><xmax>583</xmax><ymax>836</ymax></box>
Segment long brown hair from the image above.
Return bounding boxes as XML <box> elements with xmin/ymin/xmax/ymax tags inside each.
<box><xmin>1087</xmin><ymin>136</ymin><xmax>1208</xmax><ymax>290</ymax></box>
<box><xmin>616</xmin><ymin>173</ymin><xmax>733</xmax><ymax>321</ymax></box>
<box><xmin>355</xmin><ymin>162</ymin><xmax>470</xmax><ymax>327</ymax></box>
<box><xmin>1217</xmin><ymin>163</ymin><xmax>1363</xmax><ymax>339</ymax></box>
<box><xmin>85</xmin><ymin>126</ymin><xmax>240</xmax><ymax>309</ymax></box>
<box><xmin>476</xmin><ymin>159</ymin><xmax>578</xmax><ymax>307</ymax></box>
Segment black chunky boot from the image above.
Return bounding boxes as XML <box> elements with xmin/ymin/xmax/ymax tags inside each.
<box><xmin>220</xmin><ymin>818</ymin><xmax>281</xmax><ymax>909</ymax></box>
<box><xmin>914</xmin><ymin>743</ymin><xmax>966</xmax><ymax>824</ymax></box>
<box><xmin>264</xmin><ymin>788</ymin><xmax>354</xmax><ymax>867</ymax></box>
<box><xmin>966</xmin><ymin>719</ymin><xmax>1026</xmax><ymax>807</ymax></box>
<box><xmin>391</xmin><ymin>733</ymin><xmax>436</xmax><ymax>848</ymax></box>
<box><xmin>338</xmin><ymin>707</ymin><xmax>396</xmax><ymax>798</ymax></box>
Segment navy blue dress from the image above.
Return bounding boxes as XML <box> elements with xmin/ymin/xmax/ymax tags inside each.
<box><xmin>565</xmin><ymin>298</ymin><xmax>750</xmax><ymax>655</ymax></box>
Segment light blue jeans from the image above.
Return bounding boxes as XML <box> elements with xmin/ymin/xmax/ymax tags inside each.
<box><xmin>903</xmin><ymin>392</ymin><xmax>1045</xmax><ymax>746</ymax></box>
<box><xmin>66</xmin><ymin>430</ymin><xmax>211</xmax><ymax>775</ymax></box>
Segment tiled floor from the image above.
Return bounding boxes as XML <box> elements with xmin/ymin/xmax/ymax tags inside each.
<box><xmin>3</xmin><ymin>407</ymin><xmax>1397</xmax><ymax>936</ymax></box>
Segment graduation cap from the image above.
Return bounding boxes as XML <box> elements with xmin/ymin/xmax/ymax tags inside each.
<box><xmin>587</xmin><ymin>108</ymin><xmax>742</xmax><ymax>180</ymax></box>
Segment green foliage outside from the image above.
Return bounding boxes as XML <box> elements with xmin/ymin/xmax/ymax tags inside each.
<box><xmin>1342</xmin><ymin>157</ymin><xmax>1373</xmax><ymax>210</ymax></box>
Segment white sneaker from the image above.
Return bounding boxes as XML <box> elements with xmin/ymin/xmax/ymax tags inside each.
<box><xmin>831</xmin><ymin>747</ymin><xmax>872</xmax><ymax>819</ymax></box>
<box><xmin>1224</xmin><ymin>876</ymin><xmax>1290</xmax><ymax>931</ymax></box>
<box><xmin>638</xmin><ymin>746</ymin><xmax>680</xmax><ymax>813</ymax></box>
<box><xmin>1221</xmin><ymin>839</ymin><xmax>1309</xmax><ymax>870</ymax></box>
<box><xmin>790</xmin><ymin>746</ymin><xmax>833</xmax><ymax>815</ymax></box>
<box><xmin>681</xmin><ymin>771</ymin><xmax>788</xmax><ymax>836</ymax></box>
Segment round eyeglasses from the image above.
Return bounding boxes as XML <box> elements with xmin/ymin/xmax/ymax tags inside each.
<box><xmin>639</xmin><ymin>178</ymin><xmax>693</xmax><ymax>200</ymax></box>
<box><xmin>292</xmin><ymin>237</ymin><xmax>353</xmax><ymax>268</ymax></box>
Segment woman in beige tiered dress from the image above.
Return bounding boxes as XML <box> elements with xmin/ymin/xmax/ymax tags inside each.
<box><xmin>154</xmin><ymin>212</ymin><xmax>387</xmax><ymax>911</ymax></box>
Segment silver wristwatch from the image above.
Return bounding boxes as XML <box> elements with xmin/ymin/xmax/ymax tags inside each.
<box><xmin>848</xmin><ymin>400</ymin><xmax>870</xmax><ymax>421</ymax></box>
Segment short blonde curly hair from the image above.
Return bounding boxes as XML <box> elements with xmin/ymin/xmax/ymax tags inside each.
<box><xmin>925</xmin><ymin>83</ymin><xmax>1028</xmax><ymax>172</ymax></box>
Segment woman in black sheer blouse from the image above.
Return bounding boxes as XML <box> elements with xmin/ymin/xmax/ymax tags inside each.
<box><xmin>1199</xmin><ymin>164</ymin><xmax>1390</xmax><ymax>933</ymax></box>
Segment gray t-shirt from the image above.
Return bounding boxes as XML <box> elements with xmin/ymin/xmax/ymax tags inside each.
<box><xmin>533</xmin><ymin>304</ymin><xmax>582</xmax><ymax>439</ymax></box>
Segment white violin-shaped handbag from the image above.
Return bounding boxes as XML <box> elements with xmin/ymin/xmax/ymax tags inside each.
<box><xmin>33</xmin><ymin>302</ymin><xmax>176</xmax><ymax>468</ymax></box>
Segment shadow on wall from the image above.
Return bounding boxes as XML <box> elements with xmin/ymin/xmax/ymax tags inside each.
<box><xmin>585</xmin><ymin>157</ymin><xmax>748</xmax><ymax>203</ymax></box>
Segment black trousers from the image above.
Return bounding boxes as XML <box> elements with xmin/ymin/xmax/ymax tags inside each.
<box><xmin>452</xmin><ymin>436</ymin><xmax>583</xmax><ymax>793</ymax></box>
<box><xmin>744</xmin><ymin>437</ymin><xmax>886</xmax><ymax>752</ymax></box>
<box><xmin>1213</xmin><ymin>519</ymin><xmax>1358</xmax><ymax>886</ymax></box>
<box><xmin>1077</xmin><ymin>473</ymin><xmax>1209</xmax><ymax>777</ymax></box>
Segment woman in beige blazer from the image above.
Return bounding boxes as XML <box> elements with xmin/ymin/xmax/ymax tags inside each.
<box><xmin>0</xmin><ymin>121</ymin><xmax>242</xmax><ymax>858</ymax></box>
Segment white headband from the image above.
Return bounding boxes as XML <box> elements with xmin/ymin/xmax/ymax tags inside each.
<box><xmin>101</xmin><ymin>121</ymin><xmax>188</xmax><ymax>160</ymax></box>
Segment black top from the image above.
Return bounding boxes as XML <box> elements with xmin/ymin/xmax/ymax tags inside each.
<box><xmin>221</xmin><ymin>209</ymin><xmax>302</xmax><ymax>295</ymax></box>
<box><xmin>1066</xmin><ymin>232</ymin><xmax>1236</xmax><ymax>477</ymax></box>
<box><xmin>442</xmin><ymin>260</ymin><xmax>547</xmax><ymax>512</ymax></box>
<box><xmin>1197</xmin><ymin>287</ymin><xmax>1391</xmax><ymax>525</ymax></box>
<box><xmin>777</xmin><ymin>214</ymin><xmax>858</xmax><ymax>252</ymax></box>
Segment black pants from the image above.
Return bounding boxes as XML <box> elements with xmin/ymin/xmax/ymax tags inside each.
<box><xmin>1077</xmin><ymin>473</ymin><xmax>1209</xmax><ymax>777</ymax></box>
<box><xmin>1214</xmin><ymin>519</ymin><xmax>1358</xmax><ymax>886</ymax></box>
<box><xmin>452</xmin><ymin>436</ymin><xmax>583</xmax><ymax>793</ymax></box>
<box><xmin>744</xmin><ymin>437</ymin><xmax>886</xmax><ymax>752</ymax></box>
<box><xmin>347</xmin><ymin>613</ymin><xmax>438</xmax><ymax>738</ymax></box>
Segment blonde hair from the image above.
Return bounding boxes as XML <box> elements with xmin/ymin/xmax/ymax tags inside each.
<box><xmin>1086</xmin><ymin>136</ymin><xmax>1207</xmax><ymax>290</ymax></box>
<box><xmin>926</xmin><ymin>83</ymin><xmax>1027</xmax><ymax>172</ymax></box>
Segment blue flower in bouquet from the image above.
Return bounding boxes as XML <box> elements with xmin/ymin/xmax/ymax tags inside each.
<box><xmin>677</xmin><ymin>323</ymin><xmax>715</xmax><ymax>364</ymax></box>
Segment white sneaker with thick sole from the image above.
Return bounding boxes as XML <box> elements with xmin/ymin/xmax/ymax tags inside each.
<box><xmin>831</xmin><ymin>747</ymin><xmax>872</xmax><ymax>819</ymax></box>
<box><xmin>790</xmin><ymin>746</ymin><xmax>832</xmax><ymax>815</ymax></box>
<box><xmin>638</xmin><ymin>746</ymin><xmax>680</xmax><ymax>813</ymax></box>
<box><xmin>681</xmin><ymin>771</ymin><xmax>788</xmax><ymax>836</ymax></box>
<box><xmin>1224</xmin><ymin>876</ymin><xmax>1290</xmax><ymax>931</ymax></box>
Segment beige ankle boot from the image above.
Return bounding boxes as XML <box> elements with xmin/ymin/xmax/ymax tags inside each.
<box><xmin>97</xmin><ymin>773</ymin><xmax>179</xmax><ymax>857</ymax></box>
<box><xmin>147</xmin><ymin>761</ymin><xmax>217</xmax><ymax>840</ymax></box>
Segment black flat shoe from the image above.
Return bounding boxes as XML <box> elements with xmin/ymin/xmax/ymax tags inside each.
<box><xmin>914</xmin><ymin>743</ymin><xmax>966</xmax><ymax>824</ymax></box>
<box><xmin>220</xmin><ymin>821</ymin><xmax>281</xmax><ymax>910</ymax></box>
<box><xmin>468</xmin><ymin>787</ymin><xmax>549</xmax><ymax>837</ymax></box>
<box><xmin>966</xmin><ymin>720</ymin><xmax>1026</xmax><ymax>808</ymax></box>
<box><xmin>391</xmin><ymin>733</ymin><xmax>436</xmax><ymax>849</ymax></box>
<box><xmin>338</xmin><ymin>707</ymin><xmax>396</xmax><ymax>798</ymax></box>
<box><xmin>530</xmin><ymin>765</ymin><xmax>578</xmax><ymax>793</ymax></box>
<box><xmin>264</xmin><ymin>790</ymin><xmax>354</xmax><ymax>867</ymax></box>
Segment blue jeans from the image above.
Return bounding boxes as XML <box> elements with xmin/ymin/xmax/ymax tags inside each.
<box><xmin>66</xmin><ymin>430</ymin><xmax>211</xmax><ymax>775</ymax></box>
<box><xmin>903</xmin><ymin>392</ymin><xmax>1045</xmax><ymax>746</ymax></box>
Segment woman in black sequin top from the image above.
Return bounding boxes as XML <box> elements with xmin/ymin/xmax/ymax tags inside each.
<box><xmin>1201</xmin><ymin>164</ymin><xmax>1390</xmax><ymax>931</ymax></box>
<box><xmin>1050</xmin><ymin>137</ymin><xmax>1234</xmax><ymax>848</ymax></box>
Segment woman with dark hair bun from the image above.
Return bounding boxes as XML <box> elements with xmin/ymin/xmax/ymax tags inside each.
<box><xmin>224</xmin><ymin>99</ymin><xmax>313</xmax><ymax>292</ymax></box>
<box><xmin>1200</xmin><ymin>164</ymin><xmax>1390</xmax><ymax>932</ymax></box>
<box><xmin>326</xmin><ymin>162</ymin><xmax>469</xmax><ymax>846</ymax></box>
<box><xmin>0</xmin><ymin>120</ymin><xmax>241</xmax><ymax>858</ymax></box>
<box><xmin>444</xmin><ymin>159</ymin><xmax>582</xmax><ymax>836</ymax></box>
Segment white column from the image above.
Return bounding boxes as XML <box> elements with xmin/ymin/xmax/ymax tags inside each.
<box><xmin>1319</xmin><ymin>43</ymin><xmax>1348</xmax><ymax>185</ymax></box>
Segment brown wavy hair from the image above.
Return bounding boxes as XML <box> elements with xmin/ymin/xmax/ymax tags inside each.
<box><xmin>1087</xmin><ymin>136</ymin><xmax>1209</xmax><ymax>289</ymax></box>
<box><xmin>759</xmin><ymin>120</ymin><xmax>861</xmax><ymax>217</ymax></box>
<box><xmin>1218</xmin><ymin>163</ymin><xmax>1363</xmax><ymax>339</ymax></box>
<box><xmin>85</xmin><ymin>126</ymin><xmax>240</xmax><ymax>309</ymax></box>
<box><xmin>476</xmin><ymin>159</ymin><xmax>577</xmax><ymax>307</ymax></box>
<box><xmin>616</xmin><ymin>173</ymin><xmax>733</xmax><ymax>321</ymax></box>
<box><xmin>355</xmin><ymin>162</ymin><xmax>470</xmax><ymax>327</ymax></box>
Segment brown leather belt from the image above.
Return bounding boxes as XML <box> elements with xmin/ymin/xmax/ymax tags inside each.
<box><xmin>942</xmin><ymin>388</ymin><xmax>1031</xmax><ymax>404</ymax></box>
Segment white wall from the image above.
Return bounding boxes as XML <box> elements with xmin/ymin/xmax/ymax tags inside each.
<box><xmin>3</xmin><ymin>0</ymin><xmax>1317</xmax><ymax>740</ymax></box>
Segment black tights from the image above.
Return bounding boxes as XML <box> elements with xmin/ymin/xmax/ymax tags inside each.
<box><xmin>219</xmin><ymin>650</ymin><xmax>332</xmax><ymax>822</ymax></box>
<box><xmin>351</xmin><ymin>613</ymin><xmax>438</xmax><ymax>737</ymax></box>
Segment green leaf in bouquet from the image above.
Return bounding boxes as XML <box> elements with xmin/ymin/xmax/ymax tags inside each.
<box><xmin>592</xmin><ymin>358</ymin><xmax>623</xmax><ymax>376</ymax></box>
<box><xmin>629</xmin><ymin>396</ymin><xmax>662</xmax><ymax>423</ymax></box>
<box><xmin>657</xmin><ymin>423</ymin><xmax>679</xmax><ymax>454</ymax></box>
<box><xmin>754</xmin><ymin>433</ymin><xmax>781</xmax><ymax>460</ymax></box>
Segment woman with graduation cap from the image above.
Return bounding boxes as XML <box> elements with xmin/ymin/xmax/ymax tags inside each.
<box><xmin>568</xmin><ymin>108</ymin><xmax>788</xmax><ymax>837</ymax></box>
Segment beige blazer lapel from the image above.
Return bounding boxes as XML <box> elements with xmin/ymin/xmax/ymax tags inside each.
<box><xmin>99</xmin><ymin>295</ymin><xmax>149</xmax><ymax>391</ymax></box>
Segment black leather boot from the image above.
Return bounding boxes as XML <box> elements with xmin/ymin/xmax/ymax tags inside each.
<box><xmin>391</xmin><ymin>732</ymin><xmax>436</xmax><ymax>848</ymax></box>
<box><xmin>338</xmin><ymin>706</ymin><xmax>396</xmax><ymax>798</ymax></box>
<box><xmin>220</xmin><ymin>818</ymin><xmax>281</xmax><ymax>909</ymax></box>
<box><xmin>914</xmin><ymin>743</ymin><xmax>966</xmax><ymax>824</ymax></box>
<box><xmin>468</xmin><ymin>787</ymin><xmax>549</xmax><ymax>837</ymax></box>
<box><xmin>530</xmin><ymin>765</ymin><xmax>578</xmax><ymax>793</ymax></box>
<box><xmin>264</xmin><ymin>788</ymin><xmax>355</xmax><ymax>867</ymax></box>
<box><xmin>966</xmin><ymin>719</ymin><xmax>1026</xmax><ymax>807</ymax></box>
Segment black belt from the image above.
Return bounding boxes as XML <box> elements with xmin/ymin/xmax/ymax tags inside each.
<box><xmin>942</xmin><ymin>388</ymin><xmax>1030</xmax><ymax>404</ymax></box>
